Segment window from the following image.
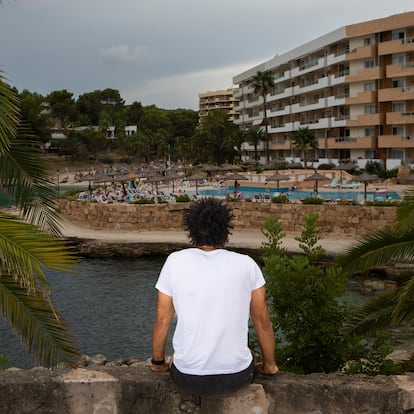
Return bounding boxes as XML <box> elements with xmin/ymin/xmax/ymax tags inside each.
<box><xmin>365</xmin><ymin>150</ymin><xmax>375</xmax><ymax>159</ymax></box>
<box><xmin>392</xmin><ymin>31</ymin><xmax>405</xmax><ymax>41</ymax></box>
<box><xmin>364</xmin><ymin>59</ymin><xmax>375</xmax><ymax>68</ymax></box>
<box><xmin>390</xmin><ymin>149</ymin><xmax>403</xmax><ymax>158</ymax></box>
<box><xmin>364</xmin><ymin>82</ymin><xmax>375</xmax><ymax>92</ymax></box>
<box><xmin>392</xmin><ymin>102</ymin><xmax>405</xmax><ymax>113</ymax></box>
<box><xmin>365</xmin><ymin>128</ymin><xmax>375</xmax><ymax>136</ymax></box>
<box><xmin>392</xmin><ymin>126</ymin><xmax>404</xmax><ymax>136</ymax></box>
<box><xmin>392</xmin><ymin>79</ymin><xmax>405</xmax><ymax>89</ymax></box>
<box><xmin>364</xmin><ymin>37</ymin><xmax>374</xmax><ymax>46</ymax></box>
<box><xmin>364</xmin><ymin>105</ymin><xmax>375</xmax><ymax>114</ymax></box>
<box><xmin>392</xmin><ymin>54</ymin><xmax>405</xmax><ymax>65</ymax></box>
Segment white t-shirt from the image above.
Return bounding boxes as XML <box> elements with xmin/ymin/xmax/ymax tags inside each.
<box><xmin>155</xmin><ymin>248</ymin><xmax>265</xmax><ymax>375</ymax></box>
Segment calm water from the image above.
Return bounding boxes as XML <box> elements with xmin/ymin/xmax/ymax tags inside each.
<box><xmin>0</xmin><ymin>257</ymin><xmax>167</xmax><ymax>368</ymax></box>
<box><xmin>200</xmin><ymin>186</ymin><xmax>401</xmax><ymax>201</ymax></box>
<box><xmin>0</xmin><ymin>256</ymin><xmax>409</xmax><ymax>369</ymax></box>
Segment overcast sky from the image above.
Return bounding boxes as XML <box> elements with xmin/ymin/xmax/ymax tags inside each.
<box><xmin>0</xmin><ymin>0</ymin><xmax>412</xmax><ymax>110</ymax></box>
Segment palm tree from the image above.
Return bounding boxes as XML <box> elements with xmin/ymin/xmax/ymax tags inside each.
<box><xmin>252</xmin><ymin>71</ymin><xmax>274</xmax><ymax>162</ymax></box>
<box><xmin>0</xmin><ymin>71</ymin><xmax>80</xmax><ymax>367</ymax></box>
<box><xmin>246</xmin><ymin>127</ymin><xmax>265</xmax><ymax>161</ymax></box>
<box><xmin>292</xmin><ymin>127</ymin><xmax>319</xmax><ymax>168</ymax></box>
<box><xmin>338</xmin><ymin>188</ymin><xmax>414</xmax><ymax>363</ymax></box>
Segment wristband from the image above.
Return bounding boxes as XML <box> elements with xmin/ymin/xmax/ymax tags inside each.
<box><xmin>151</xmin><ymin>358</ymin><xmax>165</xmax><ymax>366</ymax></box>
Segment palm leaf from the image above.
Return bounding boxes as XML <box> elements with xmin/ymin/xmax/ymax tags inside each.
<box><xmin>347</xmin><ymin>289</ymin><xmax>400</xmax><ymax>334</ymax></box>
<box><xmin>0</xmin><ymin>134</ymin><xmax>62</xmax><ymax>236</ymax></box>
<box><xmin>396</xmin><ymin>187</ymin><xmax>414</xmax><ymax>230</ymax></box>
<box><xmin>0</xmin><ymin>213</ymin><xmax>77</xmax><ymax>289</ymax></box>
<box><xmin>338</xmin><ymin>227</ymin><xmax>414</xmax><ymax>274</ymax></box>
<box><xmin>0</xmin><ymin>275</ymin><xmax>80</xmax><ymax>367</ymax></box>
<box><xmin>0</xmin><ymin>70</ymin><xmax>20</xmax><ymax>153</ymax></box>
<box><xmin>392</xmin><ymin>277</ymin><xmax>414</xmax><ymax>325</ymax></box>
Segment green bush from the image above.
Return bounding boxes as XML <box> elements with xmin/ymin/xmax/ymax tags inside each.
<box><xmin>175</xmin><ymin>194</ymin><xmax>191</xmax><ymax>202</ymax></box>
<box><xmin>302</xmin><ymin>196</ymin><xmax>324</xmax><ymax>204</ymax></box>
<box><xmin>130</xmin><ymin>198</ymin><xmax>155</xmax><ymax>204</ymax></box>
<box><xmin>318</xmin><ymin>163</ymin><xmax>335</xmax><ymax>170</ymax></box>
<box><xmin>260</xmin><ymin>213</ymin><xmax>398</xmax><ymax>374</ymax></box>
<box><xmin>271</xmin><ymin>195</ymin><xmax>289</xmax><ymax>203</ymax></box>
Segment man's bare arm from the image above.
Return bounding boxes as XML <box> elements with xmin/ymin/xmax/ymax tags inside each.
<box><xmin>250</xmin><ymin>286</ymin><xmax>279</xmax><ymax>375</ymax></box>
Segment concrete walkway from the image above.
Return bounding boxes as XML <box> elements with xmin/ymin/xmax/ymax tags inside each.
<box><xmin>60</xmin><ymin>218</ymin><xmax>357</xmax><ymax>257</ymax></box>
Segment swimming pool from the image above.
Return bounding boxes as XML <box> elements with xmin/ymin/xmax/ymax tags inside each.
<box><xmin>199</xmin><ymin>186</ymin><xmax>401</xmax><ymax>201</ymax></box>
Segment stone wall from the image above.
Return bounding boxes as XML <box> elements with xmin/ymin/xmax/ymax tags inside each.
<box><xmin>59</xmin><ymin>200</ymin><xmax>396</xmax><ymax>236</ymax></box>
<box><xmin>1</xmin><ymin>365</ymin><xmax>413</xmax><ymax>413</ymax></box>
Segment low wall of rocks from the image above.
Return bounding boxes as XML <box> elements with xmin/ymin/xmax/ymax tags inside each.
<box><xmin>59</xmin><ymin>200</ymin><xmax>396</xmax><ymax>236</ymax></box>
<box><xmin>1</xmin><ymin>364</ymin><xmax>413</xmax><ymax>414</ymax></box>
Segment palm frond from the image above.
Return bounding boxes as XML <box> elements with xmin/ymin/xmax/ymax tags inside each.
<box><xmin>0</xmin><ymin>275</ymin><xmax>80</xmax><ymax>367</ymax></box>
<box><xmin>0</xmin><ymin>134</ymin><xmax>62</xmax><ymax>236</ymax></box>
<box><xmin>0</xmin><ymin>213</ymin><xmax>77</xmax><ymax>289</ymax></box>
<box><xmin>0</xmin><ymin>71</ymin><xmax>20</xmax><ymax>153</ymax></box>
<box><xmin>392</xmin><ymin>277</ymin><xmax>414</xmax><ymax>325</ymax></box>
<box><xmin>338</xmin><ymin>227</ymin><xmax>414</xmax><ymax>274</ymax></box>
<box><xmin>396</xmin><ymin>186</ymin><xmax>414</xmax><ymax>230</ymax></box>
<box><xmin>347</xmin><ymin>289</ymin><xmax>400</xmax><ymax>335</ymax></box>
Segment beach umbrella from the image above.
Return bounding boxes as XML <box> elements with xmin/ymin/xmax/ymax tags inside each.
<box><xmin>164</xmin><ymin>172</ymin><xmax>182</xmax><ymax>193</ymax></box>
<box><xmin>187</xmin><ymin>173</ymin><xmax>206</xmax><ymax>194</ymax></box>
<box><xmin>226</xmin><ymin>173</ymin><xmax>248</xmax><ymax>181</ymax></box>
<box><xmin>355</xmin><ymin>172</ymin><xmax>379</xmax><ymax>202</ymax></box>
<box><xmin>334</xmin><ymin>162</ymin><xmax>357</xmax><ymax>184</ymax></box>
<box><xmin>304</xmin><ymin>171</ymin><xmax>330</xmax><ymax>193</ymax></box>
<box><xmin>146</xmin><ymin>174</ymin><xmax>166</xmax><ymax>195</ymax></box>
<box><xmin>266</xmin><ymin>172</ymin><xmax>287</xmax><ymax>190</ymax></box>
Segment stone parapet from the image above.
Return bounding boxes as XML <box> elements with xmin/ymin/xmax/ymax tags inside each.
<box><xmin>0</xmin><ymin>364</ymin><xmax>413</xmax><ymax>413</ymax></box>
<box><xmin>59</xmin><ymin>200</ymin><xmax>396</xmax><ymax>236</ymax></box>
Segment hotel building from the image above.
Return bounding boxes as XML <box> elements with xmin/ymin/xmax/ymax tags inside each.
<box><xmin>198</xmin><ymin>88</ymin><xmax>239</xmax><ymax>124</ymax></box>
<box><xmin>233</xmin><ymin>12</ymin><xmax>414</xmax><ymax>169</ymax></box>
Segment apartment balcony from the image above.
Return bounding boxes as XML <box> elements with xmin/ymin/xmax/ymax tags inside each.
<box><xmin>346</xmin><ymin>66</ymin><xmax>382</xmax><ymax>82</ymax></box>
<box><xmin>233</xmin><ymin>89</ymin><xmax>242</xmax><ymax>99</ymax></box>
<box><xmin>346</xmin><ymin>91</ymin><xmax>376</xmax><ymax>105</ymax></box>
<box><xmin>268</xmin><ymin>121</ymin><xmax>300</xmax><ymax>133</ymax></box>
<box><xmin>347</xmin><ymin>113</ymin><xmax>383</xmax><ymax>127</ymax></box>
<box><xmin>325</xmin><ymin>136</ymin><xmax>376</xmax><ymax>149</ymax></box>
<box><xmin>386</xmin><ymin>63</ymin><xmax>414</xmax><ymax>78</ymax></box>
<box><xmin>268</xmin><ymin>86</ymin><xmax>294</xmax><ymax>101</ymax></box>
<box><xmin>330</xmin><ymin>73</ymin><xmax>347</xmax><ymax>86</ymax></box>
<box><xmin>326</xmin><ymin>52</ymin><xmax>346</xmax><ymax>66</ymax></box>
<box><xmin>269</xmin><ymin>106</ymin><xmax>290</xmax><ymax>116</ymax></box>
<box><xmin>378</xmin><ymin>87</ymin><xmax>414</xmax><ymax>102</ymax></box>
<box><xmin>378</xmin><ymin>135</ymin><xmax>414</xmax><ymax>148</ymax></box>
<box><xmin>386</xmin><ymin>111</ymin><xmax>414</xmax><ymax>125</ymax></box>
<box><xmin>298</xmin><ymin>76</ymin><xmax>330</xmax><ymax>94</ymax></box>
<box><xmin>297</xmin><ymin>98</ymin><xmax>326</xmax><ymax>112</ymax></box>
<box><xmin>331</xmin><ymin>117</ymin><xmax>347</xmax><ymax>128</ymax></box>
<box><xmin>327</xmin><ymin>96</ymin><xmax>346</xmax><ymax>107</ymax></box>
<box><xmin>269</xmin><ymin>139</ymin><xmax>291</xmax><ymax>150</ymax></box>
<box><xmin>346</xmin><ymin>45</ymin><xmax>376</xmax><ymax>61</ymax></box>
<box><xmin>378</xmin><ymin>38</ymin><xmax>414</xmax><ymax>56</ymax></box>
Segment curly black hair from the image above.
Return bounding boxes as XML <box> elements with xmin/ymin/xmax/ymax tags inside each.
<box><xmin>184</xmin><ymin>197</ymin><xmax>234</xmax><ymax>247</ymax></box>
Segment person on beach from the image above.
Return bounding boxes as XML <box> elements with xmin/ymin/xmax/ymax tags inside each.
<box><xmin>150</xmin><ymin>197</ymin><xmax>278</xmax><ymax>395</ymax></box>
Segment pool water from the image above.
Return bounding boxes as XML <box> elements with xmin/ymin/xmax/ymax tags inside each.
<box><xmin>199</xmin><ymin>186</ymin><xmax>401</xmax><ymax>202</ymax></box>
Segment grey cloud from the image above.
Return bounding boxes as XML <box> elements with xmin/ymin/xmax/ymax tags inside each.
<box><xmin>98</xmin><ymin>44</ymin><xmax>152</xmax><ymax>66</ymax></box>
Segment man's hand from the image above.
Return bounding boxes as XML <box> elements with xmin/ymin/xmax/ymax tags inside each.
<box><xmin>149</xmin><ymin>362</ymin><xmax>170</xmax><ymax>372</ymax></box>
<box><xmin>255</xmin><ymin>362</ymin><xmax>279</xmax><ymax>375</ymax></box>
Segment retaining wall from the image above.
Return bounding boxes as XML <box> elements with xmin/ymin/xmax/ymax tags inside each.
<box><xmin>59</xmin><ymin>200</ymin><xmax>396</xmax><ymax>236</ymax></box>
<box><xmin>1</xmin><ymin>364</ymin><xmax>413</xmax><ymax>414</ymax></box>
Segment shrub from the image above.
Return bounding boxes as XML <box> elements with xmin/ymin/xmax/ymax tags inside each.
<box><xmin>175</xmin><ymin>194</ymin><xmax>191</xmax><ymax>202</ymax></box>
<box><xmin>271</xmin><ymin>195</ymin><xmax>289</xmax><ymax>203</ymax></box>
<box><xmin>260</xmin><ymin>213</ymin><xmax>398</xmax><ymax>374</ymax></box>
<box><xmin>130</xmin><ymin>198</ymin><xmax>155</xmax><ymax>204</ymax></box>
<box><xmin>302</xmin><ymin>196</ymin><xmax>324</xmax><ymax>204</ymax></box>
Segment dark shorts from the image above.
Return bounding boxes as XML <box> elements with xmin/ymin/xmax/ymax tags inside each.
<box><xmin>170</xmin><ymin>358</ymin><xmax>256</xmax><ymax>396</ymax></box>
